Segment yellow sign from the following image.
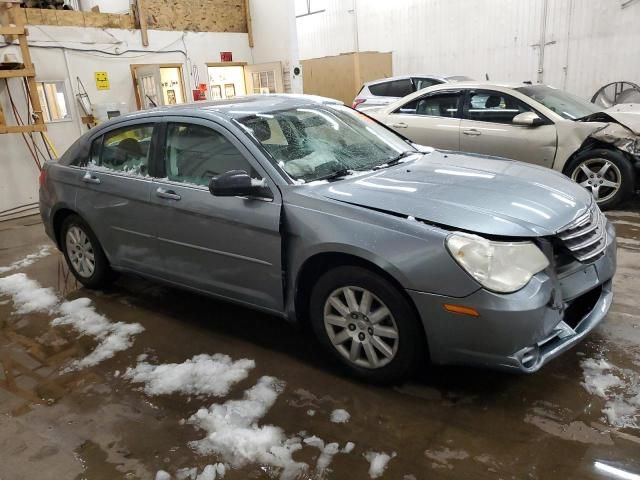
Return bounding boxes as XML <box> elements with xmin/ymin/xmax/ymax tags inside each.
<box><xmin>95</xmin><ymin>71</ymin><xmax>110</xmax><ymax>90</ymax></box>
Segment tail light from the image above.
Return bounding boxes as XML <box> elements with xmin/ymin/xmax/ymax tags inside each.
<box><xmin>352</xmin><ymin>98</ymin><xmax>366</xmax><ymax>109</ymax></box>
<box><xmin>38</xmin><ymin>168</ymin><xmax>47</xmax><ymax>187</ymax></box>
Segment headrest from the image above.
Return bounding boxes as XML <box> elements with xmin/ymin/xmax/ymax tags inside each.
<box><xmin>485</xmin><ymin>95</ymin><xmax>501</xmax><ymax>108</ymax></box>
<box><xmin>250</xmin><ymin>119</ymin><xmax>271</xmax><ymax>142</ymax></box>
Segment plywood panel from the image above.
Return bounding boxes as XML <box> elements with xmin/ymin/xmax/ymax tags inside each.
<box><xmin>302</xmin><ymin>52</ymin><xmax>392</xmax><ymax>105</ymax></box>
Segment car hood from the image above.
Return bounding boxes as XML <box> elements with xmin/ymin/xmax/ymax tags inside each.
<box><xmin>314</xmin><ymin>151</ymin><xmax>592</xmax><ymax>237</ymax></box>
<box><xmin>580</xmin><ymin>103</ymin><xmax>640</xmax><ymax>135</ymax></box>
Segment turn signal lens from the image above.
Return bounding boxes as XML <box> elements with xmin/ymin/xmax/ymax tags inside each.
<box><xmin>443</xmin><ymin>304</ymin><xmax>480</xmax><ymax>317</ymax></box>
<box><xmin>38</xmin><ymin>169</ymin><xmax>47</xmax><ymax>187</ymax></box>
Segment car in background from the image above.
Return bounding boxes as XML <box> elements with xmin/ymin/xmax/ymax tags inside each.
<box><xmin>352</xmin><ymin>74</ymin><xmax>473</xmax><ymax>111</ymax></box>
<box><xmin>369</xmin><ymin>82</ymin><xmax>640</xmax><ymax>209</ymax></box>
<box><xmin>40</xmin><ymin>95</ymin><xmax>615</xmax><ymax>383</ymax></box>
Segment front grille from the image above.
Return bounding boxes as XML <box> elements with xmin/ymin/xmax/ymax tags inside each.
<box><xmin>556</xmin><ymin>206</ymin><xmax>607</xmax><ymax>262</ymax></box>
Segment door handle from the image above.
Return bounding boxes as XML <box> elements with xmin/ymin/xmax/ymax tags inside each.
<box><xmin>82</xmin><ymin>172</ymin><xmax>101</xmax><ymax>184</ymax></box>
<box><xmin>156</xmin><ymin>187</ymin><xmax>181</xmax><ymax>201</ymax></box>
<box><xmin>390</xmin><ymin>122</ymin><xmax>408</xmax><ymax>128</ymax></box>
<box><xmin>463</xmin><ymin>128</ymin><xmax>481</xmax><ymax>136</ymax></box>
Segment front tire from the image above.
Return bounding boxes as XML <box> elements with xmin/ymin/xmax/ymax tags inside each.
<box><xmin>309</xmin><ymin>266</ymin><xmax>422</xmax><ymax>384</ymax></box>
<box><xmin>60</xmin><ymin>214</ymin><xmax>114</xmax><ymax>289</ymax></box>
<box><xmin>565</xmin><ymin>148</ymin><xmax>635</xmax><ymax>210</ymax></box>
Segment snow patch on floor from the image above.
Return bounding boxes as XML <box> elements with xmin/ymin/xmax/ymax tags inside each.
<box><xmin>364</xmin><ymin>451</ymin><xmax>396</xmax><ymax>478</ymax></box>
<box><xmin>53</xmin><ymin>297</ymin><xmax>144</xmax><ymax>369</ymax></box>
<box><xmin>124</xmin><ymin>354</ymin><xmax>254</xmax><ymax>397</ymax></box>
<box><xmin>0</xmin><ymin>273</ymin><xmax>58</xmax><ymax>314</ymax></box>
<box><xmin>330</xmin><ymin>408</ymin><xmax>350</xmax><ymax>423</ymax></box>
<box><xmin>0</xmin><ymin>245</ymin><xmax>52</xmax><ymax>275</ymax></box>
<box><xmin>581</xmin><ymin>357</ymin><xmax>640</xmax><ymax>429</ymax></box>
<box><xmin>424</xmin><ymin>447</ymin><xmax>469</xmax><ymax>470</ymax></box>
<box><xmin>0</xmin><ymin>273</ymin><xmax>143</xmax><ymax>369</ymax></box>
<box><xmin>188</xmin><ymin>376</ymin><xmax>307</xmax><ymax>480</ymax></box>
<box><xmin>175</xmin><ymin>464</ymin><xmax>227</xmax><ymax>480</ymax></box>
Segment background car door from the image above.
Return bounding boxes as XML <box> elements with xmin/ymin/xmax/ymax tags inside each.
<box><xmin>382</xmin><ymin>90</ymin><xmax>462</xmax><ymax>150</ymax></box>
<box><xmin>75</xmin><ymin>121</ymin><xmax>163</xmax><ymax>274</ymax></box>
<box><xmin>150</xmin><ymin>117</ymin><xmax>283</xmax><ymax>313</ymax></box>
<box><xmin>459</xmin><ymin>89</ymin><xmax>557</xmax><ymax>167</ymax></box>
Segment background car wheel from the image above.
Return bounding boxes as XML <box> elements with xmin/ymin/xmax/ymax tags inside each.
<box><xmin>565</xmin><ymin>148</ymin><xmax>635</xmax><ymax>210</ymax></box>
<box><xmin>309</xmin><ymin>266</ymin><xmax>423</xmax><ymax>384</ymax></box>
<box><xmin>61</xmin><ymin>214</ymin><xmax>115</xmax><ymax>289</ymax></box>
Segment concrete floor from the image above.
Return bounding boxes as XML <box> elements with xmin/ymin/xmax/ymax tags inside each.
<box><xmin>0</xmin><ymin>206</ymin><xmax>639</xmax><ymax>480</ymax></box>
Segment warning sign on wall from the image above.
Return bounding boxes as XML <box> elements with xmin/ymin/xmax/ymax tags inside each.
<box><xmin>95</xmin><ymin>71</ymin><xmax>110</xmax><ymax>90</ymax></box>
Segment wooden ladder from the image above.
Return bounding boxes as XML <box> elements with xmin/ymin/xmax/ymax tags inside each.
<box><xmin>0</xmin><ymin>20</ymin><xmax>47</xmax><ymax>134</ymax></box>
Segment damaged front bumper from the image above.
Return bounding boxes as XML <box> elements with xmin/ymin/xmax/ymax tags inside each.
<box><xmin>408</xmin><ymin>222</ymin><xmax>617</xmax><ymax>373</ymax></box>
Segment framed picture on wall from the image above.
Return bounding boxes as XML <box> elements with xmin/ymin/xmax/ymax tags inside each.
<box><xmin>167</xmin><ymin>89</ymin><xmax>177</xmax><ymax>105</ymax></box>
<box><xmin>224</xmin><ymin>83</ymin><xmax>236</xmax><ymax>99</ymax></box>
<box><xmin>211</xmin><ymin>85</ymin><xmax>222</xmax><ymax>100</ymax></box>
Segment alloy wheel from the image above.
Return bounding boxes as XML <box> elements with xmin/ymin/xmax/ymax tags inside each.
<box><xmin>65</xmin><ymin>225</ymin><xmax>96</xmax><ymax>278</ymax></box>
<box><xmin>323</xmin><ymin>286</ymin><xmax>399</xmax><ymax>369</ymax></box>
<box><xmin>571</xmin><ymin>158</ymin><xmax>621</xmax><ymax>203</ymax></box>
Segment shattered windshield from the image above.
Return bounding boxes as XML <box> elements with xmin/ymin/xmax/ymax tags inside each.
<box><xmin>236</xmin><ymin>105</ymin><xmax>415</xmax><ymax>183</ymax></box>
<box><xmin>515</xmin><ymin>85</ymin><xmax>601</xmax><ymax>120</ymax></box>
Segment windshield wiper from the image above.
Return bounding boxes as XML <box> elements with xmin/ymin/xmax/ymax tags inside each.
<box><xmin>373</xmin><ymin>151</ymin><xmax>415</xmax><ymax>170</ymax></box>
<box><xmin>311</xmin><ymin>168</ymin><xmax>353</xmax><ymax>183</ymax></box>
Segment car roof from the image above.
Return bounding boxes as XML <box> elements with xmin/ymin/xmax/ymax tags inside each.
<box><xmin>97</xmin><ymin>94</ymin><xmax>343</xmax><ymax>129</ymax></box>
<box><xmin>364</xmin><ymin>74</ymin><xmax>467</xmax><ymax>86</ymax></box>
<box><xmin>423</xmin><ymin>81</ymin><xmax>534</xmax><ymax>90</ymax></box>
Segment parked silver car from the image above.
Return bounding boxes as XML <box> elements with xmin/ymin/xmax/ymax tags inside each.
<box><xmin>370</xmin><ymin>82</ymin><xmax>640</xmax><ymax>209</ymax></box>
<box><xmin>40</xmin><ymin>95</ymin><xmax>616</xmax><ymax>383</ymax></box>
<box><xmin>352</xmin><ymin>74</ymin><xmax>473</xmax><ymax>111</ymax></box>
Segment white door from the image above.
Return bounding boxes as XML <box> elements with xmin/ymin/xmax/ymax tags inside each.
<box><xmin>381</xmin><ymin>90</ymin><xmax>463</xmax><ymax>150</ymax></box>
<box><xmin>136</xmin><ymin>65</ymin><xmax>163</xmax><ymax>109</ymax></box>
<box><xmin>244</xmin><ymin>62</ymin><xmax>285</xmax><ymax>94</ymax></box>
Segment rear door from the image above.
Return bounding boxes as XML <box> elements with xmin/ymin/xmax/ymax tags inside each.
<box><xmin>382</xmin><ymin>89</ymin><xmax>463</xmax><ymax>150</ymax></box>
<box><xmin>459</xmin><ymin>89</ymin><xmax>557</xmax><ymax>167</ymax></box>
<box><xmin>75</xmin><ymin>120</ymin><xmax>163</xmax><ymax>274</ymax></box>
<box><xmin>149</xmin><ymin>117</ymin><xmax>283</xmax><ymax>313</ymax></box>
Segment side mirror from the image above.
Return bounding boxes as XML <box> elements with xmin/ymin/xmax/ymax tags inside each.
<box><xmin>209</xmin><ymin>170</ymin><xmax>265</xmax><ymax>197</ymax></box>
<box><xmin>512</xmin><ymin>111</ymin><xmax>545</xmax><ymax>127</ymax></box>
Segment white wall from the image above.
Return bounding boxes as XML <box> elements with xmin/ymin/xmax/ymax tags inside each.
<box><xmin>297</xmin><ymin>0</ymin><xmax>640</xmax><ymax>98</ymax></box>
<box><xmin>250</xmin><ymin>0</ymin><xmax>303</xmax><ymax>93</ymax></box>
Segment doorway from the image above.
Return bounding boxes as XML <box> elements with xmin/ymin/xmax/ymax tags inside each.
<box><xmin>207</xmin><ymin>61</ymin><xmax>285</xmax><ymax>100</ymax></box>
<box><xmin>131</xmin><ymin>64</ymin><xmax>187</xmax><ymax>110</ymax></box>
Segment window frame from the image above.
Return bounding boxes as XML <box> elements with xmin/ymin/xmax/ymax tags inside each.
<box><xmin>154</xmin><ymin>116</ymin><xmax>274</xmax><ymax>199</ymax></box>
<box><xmin>461</xmin><ymin>89</ymin><xmax>552</xmax><ymax>126</ymax></box>
<box><xmin>36</xmin><ymin>80</ymin><xmax>72</xmax><ymax>123</ymax></box>
<box><xmin>393</xmin><ymin>89</ymin><xmax>464</xmax><ymax>118</ymax></box>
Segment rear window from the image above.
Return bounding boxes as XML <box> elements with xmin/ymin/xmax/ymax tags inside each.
<box><xmin>368</xmin><ymin>79</ymin><xmax>413</xmax><ymax>98</ymax></box>
<box><xmin>368</xmin><ymin>82</ymin><xmax>390</xmax><ymax>96</ymax></box>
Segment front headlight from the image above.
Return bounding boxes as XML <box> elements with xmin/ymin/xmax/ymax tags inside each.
<box><xmin>446</xmin><ymin>233</ymin><xmax>549</xmax><ymax>293</ymax></box>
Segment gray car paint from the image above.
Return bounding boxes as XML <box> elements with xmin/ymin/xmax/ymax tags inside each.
<box><xmin>40</xmin><ymin>95</ymin><xmax>616</xmax><ymax>373</ymax></box>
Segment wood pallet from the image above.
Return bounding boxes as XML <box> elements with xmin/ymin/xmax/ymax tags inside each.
<box><xmin>0</xmin><ymin>23</ymin><xmax>46</xmax><ymax>134</ymax></box>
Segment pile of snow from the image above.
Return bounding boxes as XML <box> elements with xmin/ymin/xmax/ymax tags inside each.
<box><xmin>53</xmin><ymin>297</ymin><xmax>144</xmax><ymax>369</ymax></box>
<box><xmin>0</xmin><ymin>245</ymin><xmax>52</xmax><ymax>275</ymax></box>
<box><xmin>364</xmin><ymin>451</ymin><xmax>396</xmax><ymax>479</ymax></box>
<box><xmin>581</xmin><ymin>357</ymin><xmax>640</xmax><ymax>428</ymax></box>
<box><xmin>0</xmin><ymin>273</ymin><xmax>58</xmax><ymax>314</ymax></box>
<box><xmin>176</xmin><ymin>464</ymin><xmax>226</xmax><ymax>480</ymax></box>
<box><xmin>330</xmin><ymin>408</ymin><xmax>351</xmax><ymax>424</ymax></box>
<box><xmin>0</xmin><ymin>273</ymin><xmax>143</xmax><ymax>369</ymax></box>
<box><xmin>188</xmin><ymin>376</ymin><xmax>307</xmax><ymax>480</ymax></box>
<box><xmin>124</xmin><ymin>354</ymin><xmax>254</xmax><ymax>397</ymax></box>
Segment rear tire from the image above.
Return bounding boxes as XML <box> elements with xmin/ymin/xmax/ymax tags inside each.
<box><xmin>309</xmin><ymin>266</ymin><xmax>422</xmax><ymax>384</ymax></box>
<box><xmin>60</xmin><ymin>214</ymin><xmax>114</xmax><ymax>289</ymax></box>
<box><xmin>565</xmin><ymin>148</ymin><xmax>635</xmax><ymax>210</ymax></box>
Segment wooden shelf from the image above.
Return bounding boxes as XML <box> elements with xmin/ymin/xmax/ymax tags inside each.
<box><xmin>0</xmin><ymin>25</ymin><xmax>26</xmax><ymax>36</ymax></box>
<box><xmin>0</xmin><ymin>123</ymin><xmax>47</xmax><ymax>134</ymax></box>
<box><xmin>0</xmin><ymin>66</ymin><xmax>35</xmax><ymax>79</ymax></box>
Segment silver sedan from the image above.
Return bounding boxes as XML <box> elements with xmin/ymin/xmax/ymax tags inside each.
<box><xmin>40</xmin><ymin>95</ymin><xmax>616</xmax><ymax>383</ymax></box>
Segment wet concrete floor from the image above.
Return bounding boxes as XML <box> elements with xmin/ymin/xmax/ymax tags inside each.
<box><xmin>0</xmin><ymin>205</ymin><xmax>639</xmax><ymax>480</ymax></box>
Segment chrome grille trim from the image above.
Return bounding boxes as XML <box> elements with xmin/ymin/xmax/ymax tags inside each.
<box><xmin>556</xmin><ymin>206</ymin><xmax>607</xmax><ymax>262</ymax></box>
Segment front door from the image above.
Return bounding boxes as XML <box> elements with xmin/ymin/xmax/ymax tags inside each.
<box><xmin>136</xmin><ymin>65</ymin><xmax>163</xmax><ymax>109</ymax></box>
<box><xmin>244</xmin><ymin>62</ymin><xmax>285</xmax><ymax>94</ymax></box>
<box><xmin>150</xmin><ymin>118</ymin><xmax>283</xmax><ymax>313</ymax></box>
<box><xmin>75</xmin><ymin>121</ymin><xmax>163</xmax><ymax>274</ymax></box>
<box><xmin>459</xmin><ymin>89</ymin><xmax>557</xmax><ymax>167</ymax></box>
<box><xmin>382</xmin><ymin>90</ymin><xmax>463</xmax><ymax>150</ymax></box>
